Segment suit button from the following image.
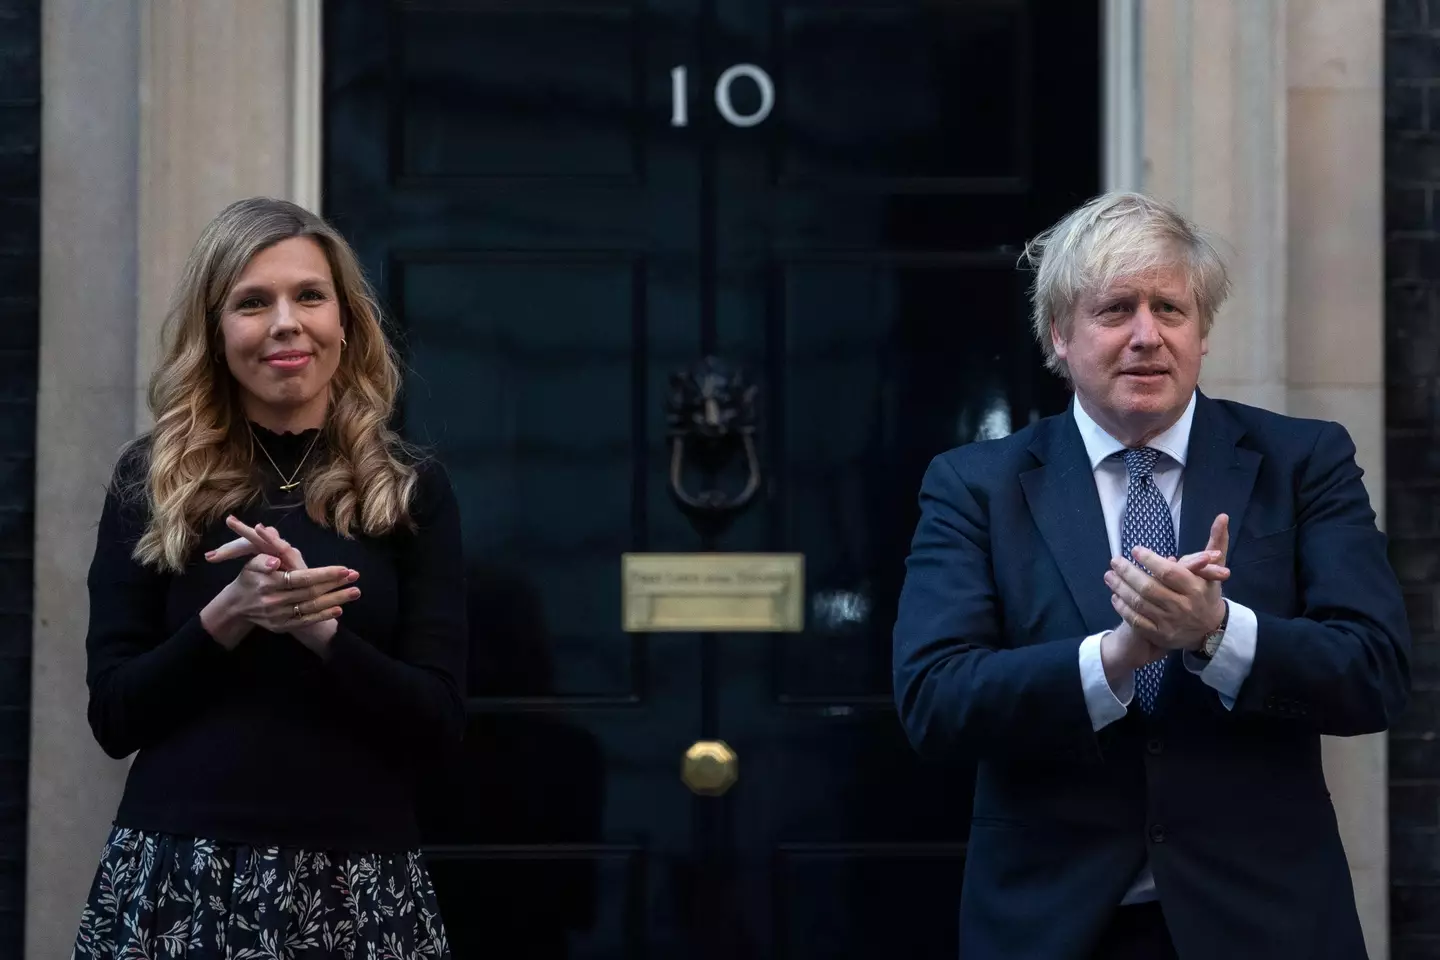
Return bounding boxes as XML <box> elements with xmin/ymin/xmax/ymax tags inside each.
<box><xmin>1149</xmin><ymin>824</ymin><xmax>1166</xmax><ymax>844</ymax></box>
<box><xmin>1146</xmin><ymin>738</ymin><xmax>1163</xmax><ymax>755</ymax></box>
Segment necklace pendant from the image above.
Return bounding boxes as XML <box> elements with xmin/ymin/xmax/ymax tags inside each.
<box><xmin>279</xmin><ymin>481</ymin><xmax>300</xmax><ymax>492</ymax></box>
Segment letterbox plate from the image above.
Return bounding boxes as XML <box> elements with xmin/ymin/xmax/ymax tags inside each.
<box><xmin>621</xmin><ymin>553</ymin><xmax>804</xmax><ymax>632</ymax></box>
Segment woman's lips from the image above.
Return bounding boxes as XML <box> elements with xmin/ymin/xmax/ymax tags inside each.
<box><xmin>263</xmin><ymin>353</ymin><xmax>311</xmax><ymax>371</ymax></box>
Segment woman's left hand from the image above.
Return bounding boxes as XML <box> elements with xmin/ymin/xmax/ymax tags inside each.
<box><xmin>206</xmin><ymin>516</ymin><xmax>347</xmax><ymax>654</ymax></box>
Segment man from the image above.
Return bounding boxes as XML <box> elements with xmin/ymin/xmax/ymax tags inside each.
<box><xmin>892</xmin><ymin>191</ymin><xmax>1410</xmax><ymax>959</ymax></box>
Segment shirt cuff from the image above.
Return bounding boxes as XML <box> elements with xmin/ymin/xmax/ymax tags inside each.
<box><xmin>1183</xmin><ymin>599</ymin><xmax>1257</xmax><ymax>710</ymax></box>
<box><xmin>1079</xmin><ymin>631</ymin><xmax>1132</xmax><ymax>731</ymax></box>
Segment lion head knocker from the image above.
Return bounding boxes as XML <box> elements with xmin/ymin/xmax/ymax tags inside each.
<box><xmin>666</xmin><ymin>356</ymin><xmax>762</xmax><ymax>515</ymax></box>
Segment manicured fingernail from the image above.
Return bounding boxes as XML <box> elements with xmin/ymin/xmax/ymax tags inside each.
<box><xmin>348</xmin><ymin>588</ymin><xmax>360</xmax><ymax>599</ymax></box>
<box><xmin>204</xmin><ymin>550</ymin><xmax>215</xmax><ymax>558</ymax></box>
<box><xmin>346</xmin><ymin>570</ymin><xmax>359</xmax><ymax>582</ymax></box>
<box><xmin>266</xmin><ymin>557</ymin><xmax>280</xmax><ymax>569</ymax></box>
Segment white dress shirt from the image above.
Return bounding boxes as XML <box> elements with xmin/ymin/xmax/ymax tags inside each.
<box><xmin>1072</xmin><ymin>391</ymin><xmax>1258</xmax><ymax>904</ymax></box>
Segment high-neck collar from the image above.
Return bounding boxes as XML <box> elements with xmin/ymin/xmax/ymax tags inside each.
<box><xmin>248</xmin><ymin>420</ymin><xmax>323</xmax><ymax>452</ymax></box>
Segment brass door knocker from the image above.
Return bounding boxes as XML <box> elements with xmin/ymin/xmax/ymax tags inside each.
<box><xmin>666</xmin><ymin>356</ymin><xmax>761</xmax><ymax>515</ymax></box>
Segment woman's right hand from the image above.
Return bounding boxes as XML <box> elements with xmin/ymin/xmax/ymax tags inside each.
<box><xmin>199</xmin><ymin>553</ymin><xmax>360</xmax><ymax>649</ymax></box>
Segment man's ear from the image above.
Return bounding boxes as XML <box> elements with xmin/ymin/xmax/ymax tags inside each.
<box><xmin>1050</xmin><ymin>317</ymin><xmax>1068</xmax><ymax>360</ymax></box>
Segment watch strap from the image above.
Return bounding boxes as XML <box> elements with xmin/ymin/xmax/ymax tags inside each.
<box><xmin>1195</xmin><ymin>601</ymin><xmax>1229</xmax><ymax>660</ymax></box>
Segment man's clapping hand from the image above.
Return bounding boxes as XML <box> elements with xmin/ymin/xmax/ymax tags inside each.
<box><xmin>1099</xmin><ymin>514</ymin><xmax>1231</xmax><ymax>686</ymax></box>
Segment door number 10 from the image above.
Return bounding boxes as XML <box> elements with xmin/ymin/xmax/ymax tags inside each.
<box><xmin>670</xmin><ymin>64</ymin><xmax>775</xmax><ymax>128</ymax></box>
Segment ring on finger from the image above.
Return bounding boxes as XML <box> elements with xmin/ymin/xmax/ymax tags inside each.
<box><xmin>293</xmin><ymin>603</ymin><xmax>302</xmax><ymax>620</ymax></box>
<box><xmin>283</xmin><ymin>570</ymin><xmax>292</xmax><ymax>589</ymax></box>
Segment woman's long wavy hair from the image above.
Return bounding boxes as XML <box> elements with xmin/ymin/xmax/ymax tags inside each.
<box><xmin>131</xmin><ymin>197</ymin><xmax>418</xmax><ymax>572</ymax></box>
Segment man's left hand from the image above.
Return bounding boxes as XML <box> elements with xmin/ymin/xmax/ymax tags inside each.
<box><xmin>1105</xmin><ymin>514</ymin><xmax>1230</xmax><ymax>651</ymax></box>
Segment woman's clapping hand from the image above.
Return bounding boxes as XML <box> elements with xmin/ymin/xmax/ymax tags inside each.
<box><xmin>198</xmin><ymin>516</ymin><xmax>359</xmax><ymax>651</ymax></box>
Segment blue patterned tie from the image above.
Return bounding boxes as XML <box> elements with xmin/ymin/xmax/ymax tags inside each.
<box><xmin>1118</xmin><ymin>447</ymin><xmax>1173</xmax><ymax>713</ymax></box>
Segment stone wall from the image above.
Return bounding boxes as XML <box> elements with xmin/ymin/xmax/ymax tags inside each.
<box><xmin>1387</xmin><ymin>3</ymin><xmax>1440</xmax><ymax>958</ymax></box>
<box><xmin>25</xmin><ymin>3</ymin><xmax>302</xmax><ymax>955</ymax></box>
<box><xmin>1143</xmin><ymin>0</ymin><xmax>1392</xmax><ymax>952</ymax></box>
<box><xmin>0</xmin><ymin>1</ymin><xmax>39</xmax><ymax>955</ymax></box>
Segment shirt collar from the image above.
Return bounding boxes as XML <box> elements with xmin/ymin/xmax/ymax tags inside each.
<box><xmin>1071</xmin><ymin>390</ymin><xmax>1195</xmax><ymax>471</ymax></box>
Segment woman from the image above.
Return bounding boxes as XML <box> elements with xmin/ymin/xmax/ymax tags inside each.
<box><xmin>71</xmin><ymin>197</ymin><xmax>466</xmax><ymax>959</ymax></box>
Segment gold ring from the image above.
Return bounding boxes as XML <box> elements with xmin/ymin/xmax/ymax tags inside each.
<box><xmin>283</xmin><ymin>570</ymin><xmax>292</xmax><ymax>589</ymax></box>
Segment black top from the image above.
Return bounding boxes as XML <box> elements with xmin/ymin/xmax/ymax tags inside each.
<box><xmin>84</xmin><ymin>425</ymin><xmax>468</xmax><ymax>851</ymax></box>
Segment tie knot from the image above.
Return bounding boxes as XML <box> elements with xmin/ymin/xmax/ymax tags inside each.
<box><xmin>1120</xmin><ymin>446</ymin><xmax>1161</xmax><ymax>479</ymax></box>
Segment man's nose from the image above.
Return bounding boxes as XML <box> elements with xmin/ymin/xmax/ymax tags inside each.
<box><xmin>1130</xmin><ymin>305</ymin><xmax>1162</xmax><ymax>346</ymax></box>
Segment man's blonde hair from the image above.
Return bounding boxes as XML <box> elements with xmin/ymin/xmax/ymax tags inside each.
<box><xmin>1022</xmin><ymin>191</ymin><xmax>1231</xmax><ymax>377</ymax></box>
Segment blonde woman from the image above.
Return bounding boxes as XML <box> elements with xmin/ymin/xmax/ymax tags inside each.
<box><xmin>71</xmin><ymin>198</ymin><xmax>465</xmax><ymax>959</ymax></box>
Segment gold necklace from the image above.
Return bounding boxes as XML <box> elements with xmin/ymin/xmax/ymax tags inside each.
<box><xmin>249</xmin><ymin>425</ymin><xmax>322</xmax><ymax>492</ymax></box>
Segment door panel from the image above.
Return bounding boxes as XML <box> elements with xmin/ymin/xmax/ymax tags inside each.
<box><xmin>328</xmin><ymin>3</ymin><xmax>705</xmax><ymax>957</ymax></box>
<box><xmin>324</xmin><ymin>1</ymin><xmax>1099</xmax><ymax>956</ymax></box>
<box><xmin>773</xmin><ymin>0</ymin><xmax>1030</xmax><ymax>186</ymax></box>
<box><xmin>709</xmin><ymin>1</ymin><xmax>1096</xmax><ymax>954</ymax></box>
<box><xmin>764</xmin><ymin>257</ymin><xmax>1035</xmax><ymax>702</ymax></box>
<box><xmin>398</xmin><ymin>253</ymin><xmax>654</xmax><ymax>699</ymax></box>
<box><xmin>394</xmin><ymin>5</ymin><xmax>644</xmax><ymax>182</ymax></box>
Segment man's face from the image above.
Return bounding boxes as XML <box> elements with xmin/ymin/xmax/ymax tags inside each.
<box><xmin>1052</xmin><ymin>262</ymin><xmax>1207</xmax><ymax>444</ymax></box>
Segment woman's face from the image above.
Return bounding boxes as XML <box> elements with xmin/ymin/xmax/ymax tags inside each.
<box><xmin>219</xmin><ymin>236</ymin><xmax>344</xmax><ymax>431</ymax></box>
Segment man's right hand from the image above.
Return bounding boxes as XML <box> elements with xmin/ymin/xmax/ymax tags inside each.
<box><xmin>1100</xmin><ymin>548</ymin><xmax>1229</xmax><ymax>688</ymax></box>
<box><xmin>1100</xmin><ymin>621</ymin><xmax>1165</xmax><ymax>688</ymax></box>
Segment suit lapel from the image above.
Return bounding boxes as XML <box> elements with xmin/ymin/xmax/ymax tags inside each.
<box><xmin>1158</xmin><ymin>393</ymin><xmax>1259</xmax><ymax>714</ymax></box>
<box><xmin>1019</xmin><ymin>408</ymin><xmax>1117</xmax><ymax>635</ymax></box>
<box><xmin>1019</xmin><ymin>394</ymin><xmax>1262</xmax><ymax>650</ymax></box>
<box><xmin>1176</xmin><ymin>393</ymin><xmax>1260</xmax><ymax>558</ymax></box>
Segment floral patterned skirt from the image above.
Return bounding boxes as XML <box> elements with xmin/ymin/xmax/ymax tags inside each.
<box><xmin>72</xmin><ymin>827</ymin><xmax>451</xmax><ymax>960</ymax></box>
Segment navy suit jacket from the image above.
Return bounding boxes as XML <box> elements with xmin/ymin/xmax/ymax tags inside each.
<box><xmin>892</xmin><ymin>393</ymin><xmax>1410</xmax><ymax>960</ymax></box>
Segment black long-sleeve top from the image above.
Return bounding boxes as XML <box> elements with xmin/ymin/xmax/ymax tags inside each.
<box><xmin>84</xmin><ymin>426</ymin><xmax>467</xmax><ymax>851</ymax></box>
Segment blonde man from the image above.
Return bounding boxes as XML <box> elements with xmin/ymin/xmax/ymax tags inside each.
<box><xmin>892</xmin><ymin>191</ymin><xmax>1409</xmax><ymax>959</ymax></box>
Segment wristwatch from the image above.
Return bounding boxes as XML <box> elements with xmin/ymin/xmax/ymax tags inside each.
<box><xmin>1195</xmin><ymin>601</ymin><xmax>1230</xmax><ymax>660</ymax></box>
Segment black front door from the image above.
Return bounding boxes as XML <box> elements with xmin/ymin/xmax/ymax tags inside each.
<box><xmin>324</xmin><ymin>2</ymin><xmax>1098</xmax><ymax>956</ymax></box>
